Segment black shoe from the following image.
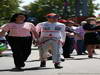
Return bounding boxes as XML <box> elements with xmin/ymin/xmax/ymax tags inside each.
<box><xmin>77</xmin><ymin>53</ymin><xmax>83</xmax><ymax>55</ymax></box>
<box><xmin>64</xmin><ymin>55</ymin><xmax>73</xmax><ymax>58</ymax></box>
<box><xmin>11</xmin><ymin>67</ymin><xmax>24</xmax><ymax>71</ymax></box>
<box><xmin>54</xmin><ymin>63</ymin><xmax>63</xmax><ymax>69</ymax></box>
<box><xmin>40</xmin><ymin>61</ymin><xmax>46</xmax><ymax>67</ymax></box>
<box><xmin>88</xmin><ymin>56</ymin><xmax>93</xmax><ymax>58</ymax></box>
<box><xmin>65</xmin><ymin>56</ymin><xmax>74</xmax><ymax>58</ymax></box>
<box><xmin>47</xmin><ymin>56</ymin><xmax>52</xmax><ymax>60</ymax></box>
<box><xmin>61</xmin><ymin>58</ymin><xmax>65</xmax><ymax>62</ymax></box>
<box><xmin>21</xmin><ymin>63</ymin><xmax>25</xmax><ymax>67</ymax></box>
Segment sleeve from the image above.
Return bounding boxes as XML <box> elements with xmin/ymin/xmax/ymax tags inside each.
<box><xmin>35</xmin><ymin>23</ymin><xmax>41</xmax><ymax>33</ymax></box>
<box><xmin>30</xmin><ymin>23</ymin><xmax>39</xmax><ymax>39</ymax></box>
<box><xmin>30</xmin><ymin>23</ymin><xmax>36</xmax><ymax>39</ymax></box>
<box><xmin>94</xmin><ymin>26</ymin><xmax>100</xmax><ymax>30</ymax></box>
<box><xmin>65</xmin><ymin>26</ymin><xmax>74</xmax><ymax>33</ymax></box>
<box><xmin>60</xmin><ymin>24</ymin><xmax>66</xmax><ymax>43</ymax></box>
<box><xmin>30</xmin><ymin>23</ymin><xmax>36</xmax><ymax>32</ymax></box>
<box><xmin>74</xmin><ymin>27</ymin><xmax>80</xmax><ymax>34</ymax></box>
<box><xmin>1</xmin><ymin>24</ymin><xmax>10</xmax><ymax>32</ymax></box>
<box><xmin>83</xmin><ymin>24</ymin><xmax>95</xmax><ymax>31</ymax></box>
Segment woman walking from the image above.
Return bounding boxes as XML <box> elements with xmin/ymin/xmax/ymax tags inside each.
<box><xmin>0</xmin><ymin>13</ymin><xmax>38</xmax><ymax>71</ymax></box>
<box><xmin>83</xmin><ymin>18</ymin><xmax>97</xmax><ymax>58</ymax></box>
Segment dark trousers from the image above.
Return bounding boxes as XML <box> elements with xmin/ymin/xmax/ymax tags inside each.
<box><xmin>76</xmin><ymin>40</ymin><xmax>86</xmax><ymax>54</ymax></box>
<box><xmin>63</xmin><ymin>36</ymin><xmax>74</xmax><ymax>58</ymax></box>
<box><xmin>6</xmin><ymin>36</ymin><xmax>32</xmax><ymax>68</ymax></box>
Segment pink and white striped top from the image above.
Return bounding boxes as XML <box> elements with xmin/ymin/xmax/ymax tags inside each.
<box><xmin>1</xmin><ymin>22</ymin><xmax>36</xmax><ymax>37</ymax></box>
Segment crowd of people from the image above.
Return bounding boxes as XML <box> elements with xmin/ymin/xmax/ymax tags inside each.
<box><xmin>58</xmin><ymin>17</ymin><xmax>100</xmax><ymax>59</ymax></box>
<box><xmin>0</xmin><ymin>13</ymin><xmax>100</xmax><ymax>71</ymax></box>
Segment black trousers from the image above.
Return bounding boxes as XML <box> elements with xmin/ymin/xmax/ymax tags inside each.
<box><xmin>6</xmin><ymin>36</ymin><xmax>32</xmax><ymax>68</ymax></box>
<box><xmin>63</xmin><ymin>36</ymin><xmax>74</xmax><ymax>58</ymax></box>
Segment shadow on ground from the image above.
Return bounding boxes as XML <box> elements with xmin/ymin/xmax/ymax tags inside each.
<box><xmin>66</xmin><ymin>57</ymin><xmax>100</xmax><ymax>60</ymax></box>
<box><xmin>0</xmin><ymin>67</ymin><xmax>54</xmax><ymax>72</ymax></box>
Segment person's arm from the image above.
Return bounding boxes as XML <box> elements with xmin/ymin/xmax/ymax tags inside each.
<box><xmin>35</xmin><ymin>23</ymin><xmax>42</xmax><ymax>38</ymax></box>
<box><xmin>31</xmin><ymin>24</ymin><xmax>39</xmax><ymax>40</ymax></box>
<box><xmin>0</xmin><ymin>29</ymin><xmax>6</xmax><ymax>37</ymax></box>
<box><xmin>97</xmin><ymin>30</ymin><xmax>100</xmax><ymax>31</ymax></box>
<box><xmin>95</xmin><ymin>26</ymin><xmax>100</xmax><ymax>31</ymax></box>
<box><xmin>0</xmin><ymin>24</ymin><xmax>10</xmax><ymax>37</ymax></box>
<box><xmin>83</xmin><ymin>24</ymin><xmax>96</xmax><ymax>32</ymax></box>
<box><xmin>66</xmin><ymin>26</ymin><xmax>79</xmax><ymax>37</ymax></box>
<box><xmin>75</xmin><ymin>33</ymin><xmax>84</xmax><ymax>40</ymax></box>
<box><xmin>65</xmin><ymin>26</ymin><xmax>74</xmax><ymax>33</ymax></box>
<box><xmin>60</xmin><ymin>24</ymin><xmax>66</xmax><ymax>45</ymax></box>
<box><xmin>74</xmin><ymin>27</ymin><xmax>84</xmax><ymax>40</ymax></box>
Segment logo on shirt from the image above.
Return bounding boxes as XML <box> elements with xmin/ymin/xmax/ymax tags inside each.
<box><xmin>55</xmin><ymin>27</ymin><xmax>61</xmax><ymax>30</ymax></box>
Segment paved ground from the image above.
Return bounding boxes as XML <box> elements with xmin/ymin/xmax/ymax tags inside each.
<box><xmin>0</xmin><ymin>48</ymin><xmax>100</xmax><ymax>75</ymax></box>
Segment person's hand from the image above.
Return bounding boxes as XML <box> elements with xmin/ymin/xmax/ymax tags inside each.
<box><xmin>62</xmin><ymin>42</ymin><xmax>65</xmax><ymax>46</ymax></box>
<box><xmin>33</xmin><ymin>39</ymin><xmax>40</xmax><ymax>46</ymax></box>
<box><xmin>97</xmin><ymin>29</ymin><xmax>100</xmax><ymax>31</ymax></box>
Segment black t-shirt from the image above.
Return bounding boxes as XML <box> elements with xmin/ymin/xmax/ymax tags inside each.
<box><xmin>83</xmin><ymin>23</ymin><xmax>96</xmax><ymax>31</ymax></box>
<box><xmin>94</xmin><ymin>26</ymin><xmax>100</xmax><ymax>30</ymax></box>
<box><xmin>83</xmin><ymin>23</ymin><xmax>98</xmax><ymax>39</ymax></box>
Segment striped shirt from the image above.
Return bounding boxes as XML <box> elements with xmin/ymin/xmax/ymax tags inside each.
<box><xmin>1</xmin><ymin>22</ymin><xmax>36</xmax><ymax>37</ymax></box>
<box><xmin>36</xmin><ymin>21</ymin><xmax>66</xmax><ymax>42</ymax></box>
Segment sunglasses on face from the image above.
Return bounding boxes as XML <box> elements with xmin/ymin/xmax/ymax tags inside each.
<box><xmin>47</xmin><ymin>16</ymin><xmax>59</xmax><ymax>19</ymax></box>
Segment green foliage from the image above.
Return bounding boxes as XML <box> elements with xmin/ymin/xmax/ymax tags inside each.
<box><xmin>0</xmin><ymin>0</ymin><xmax>21</xmax><ymax>25</ymax></box>
<box><xmin>23</xmin><ymin>0</ymin><xmax>64</xmax><ymax>22</ymax></box>
<box><xmin>23</xmin><ymin>0</ymin><xmax>99</xmax><ymax>22</ymax></box>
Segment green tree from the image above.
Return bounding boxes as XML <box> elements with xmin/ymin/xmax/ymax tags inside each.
<box><xmin>23</xmin><ymin>0</ymin><xmax>99</xmax><ymax>22</ymax></box>
<box><xmin>88</xmin><ymin>0</ymin><xmax>99</xmax><ymax>16</ymax></box>
<box><xmin>0</xmin><ymin>0</ymin><xmax>21</xmax><ymax>25</ymax></box>
<box><xmin>23</xmin><ymin>0</ymin><xmax>64</xmax><ymax>22</ymax></box>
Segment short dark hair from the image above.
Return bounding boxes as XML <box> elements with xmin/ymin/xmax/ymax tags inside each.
<box><xmin>10</xmin><ymin>13</ymin><xmax>27</xmax><ymax>22</ymax></box>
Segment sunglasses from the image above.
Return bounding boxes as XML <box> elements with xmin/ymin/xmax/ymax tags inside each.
<box><xmin>46</xmin><ymin>16</ymin><xmax>59</xmax><ymax>19</ymax></box>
